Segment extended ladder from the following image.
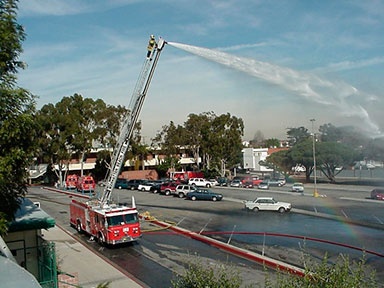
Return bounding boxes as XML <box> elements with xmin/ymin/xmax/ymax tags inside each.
<box><xmin>100</xmin><ymin>38</ymin><xmax>166</xmax><ymax>205</ymax></box>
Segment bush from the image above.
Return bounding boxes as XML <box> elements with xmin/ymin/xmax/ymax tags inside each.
<box><xmin>171</xmin><ymin>257</ymin><xmax>244</xmax><ymax>288</ymax></box>
<box><xmin>265</xmin><ymin>253</ymin><xmax>377</xmax><ymax>288</ymax></box>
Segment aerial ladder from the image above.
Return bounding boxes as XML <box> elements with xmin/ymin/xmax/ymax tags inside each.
<box><xmin>100</xmin><ymin>37</ymin><xmax>166</xmax><ymax>205</ymax></box>
<box><xmin>69</xmin><ymin>36</ymin><xmax>166</xmax><ymax>245</ymax></box>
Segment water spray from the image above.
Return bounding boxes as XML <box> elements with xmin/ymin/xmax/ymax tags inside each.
<box><xmin>167</xmin><ymin>42</ymin><xmax>381</xmax><ymax>137</ymax></box>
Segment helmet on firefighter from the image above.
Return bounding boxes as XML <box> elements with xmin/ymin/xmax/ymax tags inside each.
<box><xmin>150</xmin><ymin>35</ymin><xmax>155</xmax><ymax>39</ymax></box>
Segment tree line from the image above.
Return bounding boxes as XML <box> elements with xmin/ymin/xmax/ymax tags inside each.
<box><xmin>265</xmin><ymin>125</ymin><xmax>384</xmax><ymax>183</ymax></box>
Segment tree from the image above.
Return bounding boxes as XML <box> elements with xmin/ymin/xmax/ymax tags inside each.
<box><xmin>153</xmin><ymin>112</ymin><xmax>244</xmax><ymax>175</ymax></box>
<box><xmin>36</xmin><ymin>96</ymin><xmax>128</xmax><ymax>185</ymax></box>
<box><xmin>287</xmin><ymin>138</ymin><xmax>314</xmax><ymax>182</ymax></box>
<box><xmin>364</xmin><ymin>138</ymin><xmax>384</xmax><ymax>162</ymax></box>
<box><xmin>316</xmin><ymin>142</ymin><xmax>355</xmax><ymax>183</ymax></box>
<box><xmin>286</xmin><ymin>126</ymin><xmax>310</xmax><ymax>145</ymax></box>
<box><xmin>264</xmin><ymin>138</ymin><xmax>280</xmax><ymax>148</ymax></box>
<box><xmin>0</xmin><ymin>0</ymin><xmax>37</xmax><ymax>231</ymax></box>
<box><xmin>264</xmin><ymin>149</ymin><xmax>291</xmax><ymax>175</ymax></box>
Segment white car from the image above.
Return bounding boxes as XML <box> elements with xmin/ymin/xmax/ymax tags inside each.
<box><xmin>291</xmin><ymin>182</ymin><xmax>304</xmax><ymax>193</ymax></box>
<box><xmin>243</xmin><ymin>197</ymin><xmax>291</xmax><ymax>213</ymax></box>
<box><xmin>138</xmin><ymin>181</ymin><xmax>155</xmax><ymax>192</ymax></box>
<box><xmin>188</xmin><ymin>178</ymin><xmax>216</xmax><ymax>188</ymax></box>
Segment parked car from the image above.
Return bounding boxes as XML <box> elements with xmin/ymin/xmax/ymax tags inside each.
<box><xmin>242</xmin><ymin>181</ymin><xmax>254</xmax><ymax>188</ymax></box>
<box><xmin>126</xmin><ymin>179</ymin><xmax>146</xmax><ymax>190</ymax></box>
<box><xmin>217</xmin><ymin>177</ymin><xmax>229</xmax><ymax>186</ymax></box>
<box><xmin>173</xmin><ymin>184</ymin><xmax>196</xmax><ymax>198</ymax></box>
<box><xmin>371</xmin><ymin>188</ymin><xmax>384</xmax><ymax>200</ymax></box>
<box><xmin>115</xmin><ymin>178</ymin><xmax>129</xmax><ymax>189</ymax></box>
<box><xmin>291</xmin><ymin>182</ymin><xmax>304</xmax><ymax>193</ymax></box>
<box><xmin>160</xmin><ymin>182</ymin><xmax>179</xmax><ymax>196</ymax></box>
<box><xmin>186</xmin><ymin>188</ymin><xmax>223</xmax><ymax>201</ymax></box>
<box><xmin>267</xmin><ymin>179</ymin><xmax>285</xmax><ymax>187</ymax></box>
<box><xmin>242</xmin><ymin>176</ymin><xmax>262</xmax><ymax>187</ymax></box>
<box><xmin>150</xmin><ymin>182</ymin><xmax>162</xmax><ymax>193</ymax></box>
<box><xmin>138</xmin><ymin>180</ymin><xmax>156</xmax><ymax>192</ymax></box>
<box><xmin>258</xmin><ymin>181</ymin><xmax>269</xmax><ymax>190</ymax></box>
<box><xmin>188</xmin><ymin>178</ymin><xmax>216</xmax><ymax>188</ymax></box>
<box><xmin>230</xmin><ymin>179</ymin><xmax>243</xmax><ymax>188</ymax></box>
<box><xmin>243</xmin><ymin>197</ymin><xmax>291</xmax><ymax>213</ymax></box>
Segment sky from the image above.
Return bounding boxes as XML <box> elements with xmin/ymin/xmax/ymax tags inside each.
<box><xmin>17</xmin><ymin>0</ymin><xmax>384</xmax><ymax>142</ymax></box>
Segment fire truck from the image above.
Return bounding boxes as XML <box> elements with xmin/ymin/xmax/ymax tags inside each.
<box><xmin>76</xmin><ymin>175</ymin><xmax>96</xmax><ymax>192</ymax></box>
<box><xmin>69</xmin><ymin>36</ymin><xmax>166</xmax><ymax>245</ymax></box>
<box><xmin>65</xmin><ymin>174</ymin><xmax>78</xmax><ymax>190</ymax></box>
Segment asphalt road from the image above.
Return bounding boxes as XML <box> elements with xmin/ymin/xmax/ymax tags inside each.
<box><xmin>27</xmin><ymin>183</ymin><xmax>384</xmax><ymax>287</ymax></box>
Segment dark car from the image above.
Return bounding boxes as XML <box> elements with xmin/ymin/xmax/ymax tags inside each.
<box><xmin>126</xmin><ymin>179</ymin><xmax>146</xmax><ymax>190</ymax></box>
<box><xmin>267</xmin><ymin>179</ymin><xmax>285</xmax><ymax>187</ymax></box>
<box><xmin>115</xmin><ymin>178</ymin><xmax>129</xmax><ymax>189</ymax></box>
<box><xmin>186</xmin><ymin>188</ymin><xmax>223</xmax><ymax>201</ymax></box>
<box><xmin>217</xmin><ymin>177</ymin><xmax>229</xmax><ymax>186</ymax></box>
<box><xmin>371</xmin><ymin>188</ymin><xmax>384</xmax><ymax>200</ymax></box>
<box><xmin>150</xmin><ymin>182</ymin><xmax>162</xmax><ymax>193</ymax></box>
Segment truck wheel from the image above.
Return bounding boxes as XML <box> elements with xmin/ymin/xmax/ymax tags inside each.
<box><xmin>98</xmin><ymin>232</ymin><xmax>105</xmax><ymax>246</ymax></box>
<box><xmin>191</xmin><ymin>196</ymin><xmax>197</xmax><ymax>201</ymax></box>
<box><xmin>212</xmin><ymin>196</ymin><xmax>217</xmax><ymax>201</ymax></box>
<box><xmin>278</xmin><ymin>207</ymin><xmax>286</xmax><ymax>213</ymax></box>
<box><xmin>165</xmin><ymin>190</ymin><xmax>170</xmax><ymax>196</ymax></box>
<box><xmin>206</xmin><ymin>184</ymin><xmax>211</xmax><ymax>188</ymax></box>
<box><xmin>253</xmin><ymin>207</ymin><xmax>259</xmax><ymax>212</ymax></box>
<box><xmin>76</xmin><ymin>221</ymin><xmax>82</xmax><ymax>233</ymax></box>
<box><xmin>178</xmin><ymin>192</ymin><xmax>184</xmax><ymax>198</ymax></box>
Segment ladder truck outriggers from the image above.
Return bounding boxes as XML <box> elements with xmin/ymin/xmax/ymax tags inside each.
<box><xmin>70</xmin><ymin>36</ymin><xmax>166</xmax><ymax>246</ymax></box>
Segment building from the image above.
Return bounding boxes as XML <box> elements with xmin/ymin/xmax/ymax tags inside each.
<box><xmin>242</xmin><ymin>147</ymin><xmax>289</xmax><ymax>174</ymax></box>
<box><xmin>2</xmin><ymin>198</ymin><xmax>57</xmax><ymax>287</ymax></box>
<box><xmin>243</xmin><ymin>147</ymin><xmax>271</xmax><ymax>173</ymax></box>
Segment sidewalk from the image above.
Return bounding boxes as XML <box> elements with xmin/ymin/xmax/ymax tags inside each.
<box><xmin>43</xmin><ymin>225</ymin><xmax>144</xmax><ymax>288</ymax></box>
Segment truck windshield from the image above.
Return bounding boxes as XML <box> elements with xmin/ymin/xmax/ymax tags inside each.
<box><xmin>107</xmin><ymin>213</ymin><xmax>139</xmax><ymax>226</ymax></box>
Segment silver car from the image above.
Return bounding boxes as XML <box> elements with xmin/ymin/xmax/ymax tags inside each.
<box><xmin>173</xmin><ymin>184</ymin><xmax>196</xmax><ymax>198</ymax></box>
<box><xmin>291</xmin><ymin>182</ymin><xmax>304</xmax><ymax>193</ymax></box>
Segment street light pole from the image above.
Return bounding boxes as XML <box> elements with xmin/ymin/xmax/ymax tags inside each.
<box><xmin>310</xmin><ymin>119</ymin><xmax>319</xmax><ymax>197</ymax></box>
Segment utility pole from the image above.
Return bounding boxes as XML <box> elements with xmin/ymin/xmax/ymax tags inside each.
<box><xmin>310</xmin><ymin>119</ymin><xmax>319</xmax><ymax>197</ymax></box>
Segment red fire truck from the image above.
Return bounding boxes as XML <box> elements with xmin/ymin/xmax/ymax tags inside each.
<box><xmin>76</xmin><ymin>175</ymin><xmax>96</xmax><ymax>192</ymax></box>
<box><xmin>69</xmin><ymin>36</ymin><xmax>166</xmax><ymax>246</ymax></box>
<box><xmin>65</xmin><ymin>174</ymin><xmax>78</xmax><ymax>190</ymax></box>
<box><xmin>171</xmin><ymin>171</ymin><xmax>204</xmax><ymax>182</ymax></box>
<box><xmin>70</xmin><ymin>198</ymin><xmax>141</xmax><ymax>245</ymax></box>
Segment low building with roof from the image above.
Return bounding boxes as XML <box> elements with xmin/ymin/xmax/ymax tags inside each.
<box><xmin>1</xmin><ymin>198</ymin><xmax>57</xmax><ymax>287</ymax></box>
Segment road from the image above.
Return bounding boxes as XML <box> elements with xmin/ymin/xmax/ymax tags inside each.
<box><xmin>28</xmin><ymin>183</ymin><xmax>384</xmax><ymax>287</ymax></box>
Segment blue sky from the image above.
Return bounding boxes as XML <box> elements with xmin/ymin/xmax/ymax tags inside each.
<box><xmin>17</xmin><ymin>0</ymin><xmax>384</xmax><ymax>142</ymax></box>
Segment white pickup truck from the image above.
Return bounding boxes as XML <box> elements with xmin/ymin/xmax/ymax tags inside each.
<box><xmin>188</xmin><ymin>178</ymin><xmax>217</xmax><ymax>188</ymax></box>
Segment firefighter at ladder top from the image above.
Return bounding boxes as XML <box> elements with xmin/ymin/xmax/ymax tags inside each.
<box><xmin>147</xmin><ymin>35</ymin><xmax>157</xmax><ymax>58</ymax></box>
